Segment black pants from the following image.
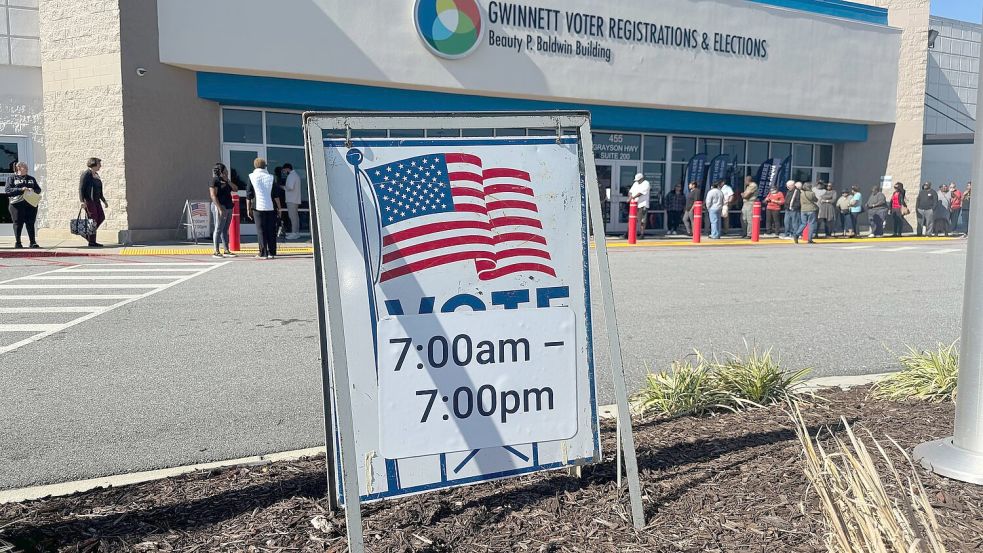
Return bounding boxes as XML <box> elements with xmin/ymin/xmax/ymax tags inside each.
<box><xmin>818</xmin><ymin>218</ymin><xmax>834</xmax><ymax>237</ymax></box>
<box><xmin>254</xmin><ymin>210</ymin><xmax>278</xmax><ymax>257</ymax></box>
<box><xmin>767</xmin><ymin>210</ymin><xmax>782</xmax><ymax>235</ymax></box>
<box><xmin>891</xmin><ymin>208</ymin><xmax>905</xmax><ymax>236</ymax></box>
<box><xmin>9</xmin><ymin>201</ymin><xmax>38</xmax><ymax>245</ymax></box>
<box><xmin>667</xmin><ymin>210</ymin><xmax>682</xmax><ymax>233</ymax></box>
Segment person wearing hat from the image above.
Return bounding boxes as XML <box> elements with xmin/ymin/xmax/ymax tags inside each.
<box><xmin>626</xmin><ymin>172</ymin><xmax>650</xmax><ymax>239</ymax></box>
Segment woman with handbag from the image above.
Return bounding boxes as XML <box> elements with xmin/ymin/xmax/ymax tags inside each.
<box><xmin>4</xmin><ymin>161</ymin><xmax>41</xmax><ymax>248</ymax></box>
<box><xmin>78</xmin><ymin>157</ymin><xmax>108</xmax><ymax>247</ymax></box>
<box><xmin>890</xmin><ymin>182</ymin><xmax>908</xmax><ymax>237</ymax></box>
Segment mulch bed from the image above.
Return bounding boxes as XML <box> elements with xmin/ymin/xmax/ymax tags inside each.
<box><xmin>2</xmin><ymin>386</ymin><xmax>981</xmax><ymax>552</ymax></box>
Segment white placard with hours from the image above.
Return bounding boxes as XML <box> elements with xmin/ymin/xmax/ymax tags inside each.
<box><xmin>377</xmin><ymin>308</ymin><xmax>578</xmax><ymax>459</ymax></box>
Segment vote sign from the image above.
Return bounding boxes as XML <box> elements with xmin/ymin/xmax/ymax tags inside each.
<box><xmin>311</xmin><ymin>126</ymin><xmax>601</xmax><ymax>503</ymax></box>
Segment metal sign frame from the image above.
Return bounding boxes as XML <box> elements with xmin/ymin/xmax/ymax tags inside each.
<box><xmin>303</xmin><ymin>111</ymin><xmax>644</xmax><ymax>552</ymax></box>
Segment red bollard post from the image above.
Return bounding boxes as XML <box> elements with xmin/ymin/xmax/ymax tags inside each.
<box><xmin>229</xmin><ymin>191</ymin><xmax>242</xmax><ymax>252</ymax></box>
<box><xmin>627</xmin><ymin>199</ymin><xmax>638</xmax><ymax>245</ymax></box>
<box><xmin>692</xmin><ymin>201</ymin><xmax>703</xmax><ymax>244</ymax></box>
<box><xmin>751</xmin><ymin>201</ymin><xmax>761</xmax><ymax>243</ymax></box>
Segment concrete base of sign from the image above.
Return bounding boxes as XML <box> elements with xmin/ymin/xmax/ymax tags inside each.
<box><xmin>913</xmin><ymin>438</ymin><xmax>983</xmax><ymax>485</ymax></box>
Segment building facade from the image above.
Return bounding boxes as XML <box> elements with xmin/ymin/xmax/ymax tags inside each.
<box><xmin>922</xmin><ymin>15</ymin><xmax>981</xmax><ymax>186</ymax></box>
<box><xmin>0</xmin><ymin>0</ymin><xmax>944</xmax><ymax>241</ymax></box>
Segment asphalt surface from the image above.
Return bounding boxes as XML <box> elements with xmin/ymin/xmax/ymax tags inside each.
<box><xmin>0</xmin><ymin>240</ymin><xmax>967</xmax><ymax>490</ymax></box>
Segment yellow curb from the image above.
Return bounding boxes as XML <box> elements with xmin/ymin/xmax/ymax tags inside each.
<box><xmin>602</xmin><ymin>236</ymin><xmax>961</xmax><ymax>248</ymax></box>
<box><xmin>119</xmin><ymin>247</ymin><xmax>314</xmax><ymax>256</ymax></box>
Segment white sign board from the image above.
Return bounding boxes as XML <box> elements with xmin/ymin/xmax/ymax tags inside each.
<box><xmin>184</xmin><ymin>200</ymin><xmax>211</xmax><ymax>240</ymax></box>
<box><xmin>307</xmin><ymin>117</ymin><xmax>601</xmax><ymax>504</ymax></box>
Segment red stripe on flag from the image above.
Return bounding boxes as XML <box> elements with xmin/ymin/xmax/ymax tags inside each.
<box><xmin>382</xmin><ymin>234</ymin><xmax>494</xmax><ymax>264</ymax></box>
<box><xmin>495</xmin><ymin>248</ymin><xmax>552</xmax><ymax>260</ymax></box>
<box><xmin>489</xmin><ymin>216</ymin><xmax>543</xmax><ymax>229</ymax></box>
<box><xmin>494</xmin><ymin>232</ymin><xmax>547</xmax><ymax>245</ymax></box>
<box><xmin>383</xmin><ymin>220</ymin><xmax>491</xmax><ymax>246</ymax></box>
<box><xmin>445</xmin><ymin>153</ymin><xmax>482</xmax><ymax>165</ymax></box>
<box><xmin>486</xmin><ymin>200</ymin><xmax>538</xmax><ymax>212</ymax></box>
<box><xmin>448</xmin><ymin>171</ymin><xmax>482</xmax><ymax>184</ymax></box>
<box><xmin>381</xmin><ymin>251</ymin><xmax>493</xmax><ymax>282</ymax></box>
<box><xmin>483</xmin><ymin>168</ymin><xmax>531</xmax><ymax>180</ymax></box>
<box><xmin>484</xmin><ymin>183</ymin><xmax>534</xmax><ymax>196</ymax></box>
<box><xmin>456</xmin><ymin>204</ymin><xmax>488</xmax><ymax>215</ymax></box>
<box><xmin>451</xmin><ymin>188</ymin><xmax>485</xmax><ymax>199</ymax></box>
<box><xmin>478</xmin><ymin>263</ymin><xmax>557</xmax><ymax>281</ymax></box>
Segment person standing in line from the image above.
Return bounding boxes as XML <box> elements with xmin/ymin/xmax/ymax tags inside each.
<box><xmin>283</xmin><ymin>163</ymin><xmax>303</xmax><ymax>240</ymax></box>
<box><xmin>4</xmin><ymin>161</ymin><xmax>41</xmax><ymax>248</ymax></box>
<box><xmin>626</xmin><ymin>173</ymin><xmax>650</xmax><ymax>239</ymax></box>
<box><xmin>865</xmin><ymin>185</ymin><xmax>888</xmax><ymax>237</ymax></box>
<box><xmin>935</xmin><ymin>183</ymin><xmax>951</xmax><ymax>236</ymax></box>
<box><xmin>890</xmin><ymin>182</ymin><xmax>908</xmax><ymax>237</ymax></box>
<box><xmin>665</xmin><ymin>183</ymin><xmax>686</xmax><ymax>235</ymax></box>
<box><xmin>682</xmin><ymin>181</ymin><xmax>699</xmax><ymax>237</ymax></box>
<box><xmin>781</xmin><ymin>181</ymin><xmax>801</xmax><ymax>240</ymax></box>
<box><xmin>848</xmin><ymin>185</ymin><xmax>863</xmax><ymax>238</ymax></box>
<box><xmin>916</xmin><ymin>183</ymin><xmax>938</xmax><ymax>237</ymax></box>
<box><xmin>705</xmin><ymin>181</ymin><xmax>724</xmax><ymax>239</ymax></box>
<box><xmin>836</xmin><ymin>190</ymin><xmax>852</xmax><ymax>237</ymax></box>
<box><xmin>78</xmin><ymin>157</ymin><xmax>109</xmax><ymax>248</ymax></box>
<box><xmin>949</xmin><ymin>183</ymin><xmax>962</xmax><ymax>234</ymax></box>
<box><xmin>764</xmin><ymin>184</ymin><xmax>784</xmax><ymax>236</ymax></box>
<box><xmin>963</xmin><ymin>182</ymin><xmax>972</xmax><ymax>236</ymax></box>
<box><xmin>271</xmin><ymin>165</ymin><xmax>287</xmax><ymax>239</ymax></box>
<box><xmin>816</xmin><ymin>183</ymin><xmax>836</xmax><ymax>239</ymax></box>
<box><xmin>209</xmin><ymin>162</ymin><xmax>237</xmax><ymax>259</ymax></box>
<box><xmin>247</xmin><ymin>158</ymin><xmax>280</xmax><ymax>260</ymax></box>
<box><xmin>793</xmin><ymin>183</ymin><xmax>818</xmax><ymax>244</ymax></box>
<box><xmin>740</xmin><ymin>176</ymin><xmax>758</xmax><ymax>238</ymax></box>
<box><xmin>720</xmin><ymin>179</ymin><xmax>735</xmax><ymax>235</ymax></box>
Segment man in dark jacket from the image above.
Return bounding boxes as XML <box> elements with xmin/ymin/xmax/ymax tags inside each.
<box><xmin>781</xmin><ymin>181</ymin><xmax>801</xmax><ymax>239</ymax></box>
<box><xmin>916</xmin><ymin>183</ymin><xmax>938</xmax><ymax>237</ymax></box>
<box><xmin>681</xmin><ymin>181</ymin><xmax>700</xmax><ymax>237</ymax></box>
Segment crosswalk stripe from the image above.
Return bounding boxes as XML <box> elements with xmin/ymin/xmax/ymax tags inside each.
<box><xmin>23</xmin><ymin>275</ymin><xmax>187</xmax><ymax>280</ymax></box>
<box><xmin>842</xmin><ymin>245</ymin><xmax>874</xmax><ymax>250</ymax></box>
<box><xmin>928</xmin><ymin>249</ymin><xmax>962</xmax><ymax>255</ymax></box>
<box><xmin>60</xmin><ymin>262</ymin><xmax>220</xmax><ymax>267</ymax></box>
<box><xmin>58</xmin><ymin>268</ymin><xmax>203</xmax><ymax>273</ymax></box>
<box><xmin>880</xmin><ymin>246</ymin><xmax>919</xmax><ymax>252</ymax></box>
<box><xmin>0</xmin><ymin>324</ymin><xmax>67</xmax><ymax>332</ymax></box>
<box><xmin>0</xmin><ymin>307</ymin><xmax>105</xmax><ymax>313</ymax></box>
<box><xmin>0</xmin><ymin>284</ymin><xmax>161</xmax><ymax>289</ymax></box>
<box><xmin>0</xmin><ymin>295</ymin><xmax>140</xmax><ymax>300</ymax></box>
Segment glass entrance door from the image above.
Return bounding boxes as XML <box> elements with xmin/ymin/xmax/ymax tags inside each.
<box><xmin>600</xmin><ymin>162</ymin><xmax>639</xmax><ymax>235</ymax></box>
<box><xmin>0</xmin><ymin>137</ymin><xmax>29</xmax><ymax>233</ymax></box>
<box><xmin>222</xmin><ymin>145</ymin><xmax>265</xmax><ymax>236</ymax></box>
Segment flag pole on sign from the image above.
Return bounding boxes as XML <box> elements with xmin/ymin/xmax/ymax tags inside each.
<box><xmin>913</xmin><ymin>11</ymin><xmax>983</xmax><ymax>484</ymax></box>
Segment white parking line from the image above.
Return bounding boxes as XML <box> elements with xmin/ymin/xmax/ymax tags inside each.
<box><xmin>842</xmin><ymin>245</ymin><xmax>874</xmax><ymax>250</ymax></box>
<box><xmin>24</xmin><ymin>275</ymin><xmax>188</xmax><ymax>280</ymax></box>
<box><xmin>879</xmin><ymin>246</ymin><xmax>919</xmax><ymax>252</ymax></box>
<box><xmin>928</xmin><ymin>248</ymin><xmax>963</xmax><ymax>255</ymax></box>
<box><xmin>0</xmin><ymin>307</ymin><xmax>104</xmax><ymax>313</ymax></box>
<box><xmin>60</xmin><ymin>268</ymin><xmax>204</xmax><ymax>273</ymax></box>
<box><xmin>0</xmin><ymin>324</ymin><xmax>66</xmax><ymax>332</ymax></box>
<box><xmin>0</xmin><ymin>262</ymin><xmax>229</xmax><ymax>355</ymax></box>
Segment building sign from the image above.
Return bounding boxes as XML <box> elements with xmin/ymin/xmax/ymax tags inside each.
<box><xmin>312</xmin><ymin>125</ymin><xmax>601</xmax><ymax>504</ymax></box>
<box><xmin>415</xmin><ymin>0</ymin><xmax>769</xmax><ymax>63</ymax></box>
<box><xmin>592</xmin><ymin>133</ymin><xmax>641</xmax><ymax>161</ymax></box>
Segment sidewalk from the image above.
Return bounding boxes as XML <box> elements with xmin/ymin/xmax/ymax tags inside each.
<box><xmin>0</xmin><ymin>233</ymin><xmax>962</xmax><ymax>257</ymax></box>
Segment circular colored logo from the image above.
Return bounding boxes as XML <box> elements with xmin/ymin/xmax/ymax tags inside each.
<box><xmin>414</xmin><ymin>0</ymin><xmax>483</xmax><ymax>59</ymax></box>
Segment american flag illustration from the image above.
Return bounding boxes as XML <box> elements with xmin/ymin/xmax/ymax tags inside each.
<box><xmin>366</xmin><ymin>153</ymin><xmax>556</xmax><ymax>283</ymax></box>
<box><xmin>191</xmin><ymin>202</ymin><xmax>209</xmax><ymax>217</ymax></box>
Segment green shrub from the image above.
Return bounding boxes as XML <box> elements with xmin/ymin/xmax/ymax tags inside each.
<box><xmin>633</xmin><ymin>360</ymin><xmax>725</xmax><ymax>417</ymax></box>
<box><xmin>633</xmin><ymin>347</ymin><xmax>810</xmax><ymax>417</ymax></box>
<box><xmin>872</xmin><ymin>341</ymin><xmax>959</xmax><ymax>402</ymax></box>
<box><xmin>704</xmin><ymin>347</ymin><xmax>811</xmax><ymax>409</ymax></box>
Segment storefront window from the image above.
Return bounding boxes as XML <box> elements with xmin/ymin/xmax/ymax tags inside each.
<box><xmin>223</xmin><ymin>109</ymin><xmax>263</xmax><ymax>144</ymax></box>
<box><xmin>723</xmin><ymin>140</ymin><xmax>746</xmax><ymax>164</ymax></box>
<box><xmin>792</xmin><ymin>168</ymin><xmax>813</xmax><ymax>182</ymax></box>
<box><xmin>698</xmin><ymin>138</ymin><xmax>721</xmax><ymax>157</ymax></box>
<box><xmin>389</xmin><ymin>129</ymin><xmax>426</xmax><ymax>137</ymax></box>
<box><xmin>643</xmin><ymin>162</ymin><xmax>666</xmax><ymax>209</ymax></box>
<box><xmin>643</xmin><ymin>135</ymin><xmax>666</xmax><ymax>161</ymax></box>
<box><xmin>817</xmin><ymin>144</ymin><xmax>833</xmax><ymax>167</ymax></box>
<box><xmin>747</xmin><ymin>141</ymin><xmax>769</xmax><ymax>165</ymax></box>
<box><xmin>266</xmin><ymin>112</ymin><xmax>303</xmax><ymax>146</ymax></box>
<box><xmin>793</xmin><ymin>144</ymin><xmax>814</xmax><ymax>167</ymax></box>
<box><xmin>461</xmin><ymin>128</ymin><xmax>495</xmax><ymax>137</ymax></box>
<box><xmin>426</xmin><ymin>129</ymin><xmax>461</xmax><ymax>137</ymax></box>
<box><xmin>671</xmin><ymin>137</ymin><xmax>696</xmax><ymax>163</ymax></box>
<box><xmin>771</xmin><ymin>142</ymin><xmax>791</xmax><ymax>161</ymax></box>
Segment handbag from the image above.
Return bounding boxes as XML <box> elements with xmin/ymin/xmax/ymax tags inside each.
<box><xmin>902</xmin><ymin>206</ymin><xmax>911</xmax><ymax>216</ymax></box>
<box><xmin>22</xmin><ymin>189</ymin><xmax>41</xmax><ymax>207</ymax></box>
<box><xmin>70</xmin><ymin>207</ymin><xmax>97</xmax><ymax>236</ymax></box>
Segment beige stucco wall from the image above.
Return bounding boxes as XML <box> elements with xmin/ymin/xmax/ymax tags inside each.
<box><xmin>117</xmin><ymin>0</ymin><xmax>219</xmax><ymax>242</ymax></box>
<box><xmin>37</xmin><ymin>0</ymin><xmax>219</xmax><ymax>243</ymax></box>
<box><xmin>38</xmin><ymin>0</ymin><xmax>126</xmax><ymax>243</ymax></box>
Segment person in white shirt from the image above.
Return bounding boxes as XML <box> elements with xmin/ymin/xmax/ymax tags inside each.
<box><xmin>247</xmin><ymin>157</ymin><xmax>281</xmax><ymax>259</ymax></box>
<box><xmin>626</xmin><ymin>173</ymin><xmax>650</xmax><ymax>239</ymax></box>
<box><xmin>282</xmin><ymin>163</ymin><xmax>303</xmax><ymax>240</ymax></box>
<box><xmin>705</xmin><ymin>181</ymin><xmax>725</xmax><ymax>239</ymax></box>
<box><xmin>720</xmin><ymin>180</ymin><xmax>735</xmax><ymax>235</ymax></box>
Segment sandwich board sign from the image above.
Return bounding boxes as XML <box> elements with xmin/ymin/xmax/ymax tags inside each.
<box><xmin>304</xmin><ymin>112</ymin><xmax>642</xmax><ymax>551</ymax></box>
